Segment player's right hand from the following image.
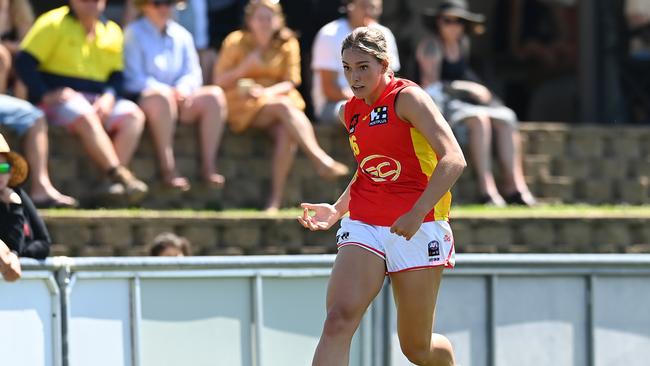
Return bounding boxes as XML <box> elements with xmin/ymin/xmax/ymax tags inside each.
<box><xmin>297</xmin><ymin>203</ymin><xmax>339</xmax><ymax>231</ymax></box>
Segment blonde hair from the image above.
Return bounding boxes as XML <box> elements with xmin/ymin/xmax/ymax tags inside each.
<box><xmin>341</xmin><ymin>27</ymin><xmax>390</xmax><ymax>68</ymax></box>
<box><xmin>244</xmin><ymin>0</ymin><xmax>294</xmax><ymax>43</ymax></box>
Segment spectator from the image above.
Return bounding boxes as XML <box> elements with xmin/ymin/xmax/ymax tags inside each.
<box><xmin>124</xmin><ymin>0</ymin><xmax>228</xmax><ymax>190</ymax></box>
<box><xmin>205</xmin><ymin>0</ymin><xmax>247</xmax><ymax>84</ymax></box>
<box><xmin>416</xmin><ymin>37</ymin><xmax>449</xmax><ymax>111</ymax></box>
<box><xmin>206</xmin><ymin>0</ymin><xmax>246</xmax><ymax>52</ymax></box>
<box><xmin>0</xmin><ymin>0</ymin><xmax>33</xmax><ymax>98</ymax></box>
<box><xmin>0</xmin><ymin>94</ymin><xmax>77</xmax><ymax>207</ymax></box>
<box><xmin>149</xmin><ymin>232</ymin><xmax>191</xmax><ymax>256</ymax></box>
<box><xmin>419</xmin><ymin>0</ymin><xmax>536</xmax><ymax>206</ymax></box>
<box><xmin>280</xmin><ymin>0</ymin><xmax>343</xmax><ymax>118</ymax></box>
<box><xmin>0</xmin><ymin>133</ymin><xmax>52</xmax><ymax>281</ymax></box>
<box><xmin>311</xmin><ymin>0</ymin><xmax>400</xmax><ymax>124</ymax></box>
<box><xmin>123</xmin><ymin>0</ymin><xmax>216</xmax><ymax>84</ymax></box>
<box><xmin>622</xmin><ymin>0</ymin><xmax>650</xmax><ymax>123</ymax></box>
<box><xmin>174</xmin><ymin>0</ymin><xmax>214</xmax><ymax>84</ymax></box>
<box><xmin>15</xmin><ymin>1</ymin><xmax>149</xmax><ymax>205</ymax></box>
<box><xmin>214</xmin><ymin>0</ymin><xmax>349</xmax><ymax>212</ymax></box>
<box><xmin>505</xmin><ymin>0</ymin><xmax>579</xmax><ymax>122</ymax></box>
<box><xmin>625</xmin><ymin>0</ymin><xmax>650</xmax><ymax>59</ymax></box>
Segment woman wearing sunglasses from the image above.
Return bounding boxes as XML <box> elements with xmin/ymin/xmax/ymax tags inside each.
<box><xmin>418</xmin><ymin>0</ymin><xmax>536</xmax><ymax>206</ymax></box>
<box><xmin>0</xmin><ymin>133</ymin><xmax>52</xmax><ymax>282</ymax></box>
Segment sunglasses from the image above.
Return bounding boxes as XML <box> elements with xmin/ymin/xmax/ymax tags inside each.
<box><xmin>441</xmin><ymin>16</ymin><xmax>463</xmax><ymax>25</ymax></box>
<box><xmin>151</xmin><ymin>0</ymin><xmax>175</xmax><ymax>7</ymax></box>
<box><xmin>0</xmin><ymin>162</ymin><xmax>11</xmax><ymax>174</ymax></box>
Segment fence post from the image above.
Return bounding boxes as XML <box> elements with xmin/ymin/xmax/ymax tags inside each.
<box><xmin>55</xmin><ymin>259</ymin><xmax>72</xmax><ymax>366</ymax></box>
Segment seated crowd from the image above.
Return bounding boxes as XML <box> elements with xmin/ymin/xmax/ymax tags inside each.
<box><xmin>0</xmin><ymin>0</ymin><xmax>536</xmax><ymax>211</ymax></box>
<box><xmin>1</xmin><ymin>0</ymin><xmax>542</xmax><ymax>280</ymax></box>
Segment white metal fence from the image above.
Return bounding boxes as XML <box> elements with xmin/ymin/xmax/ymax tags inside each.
<box><xmin>2</xmin><ymin>254</ymin><xmax>650</xmax><ymax>366</ymax></box>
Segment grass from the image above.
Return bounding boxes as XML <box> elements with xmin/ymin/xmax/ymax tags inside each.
<box><xmin>450</xmin><ymin>204</ymin><xmax>650</xmax><ymax>218</ymax></box>
<box><xmin>40</xmin><ymin>204</ymin><xmax>650</xmax><ymax>219</ymax></box>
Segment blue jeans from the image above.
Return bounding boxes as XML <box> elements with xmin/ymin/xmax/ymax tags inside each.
<box><xmin>0</xmin><ymin>94</ymin><xmax>43</xmax><ymax>136</ymax></box>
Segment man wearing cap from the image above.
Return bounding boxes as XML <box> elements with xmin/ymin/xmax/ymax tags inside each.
<box><xmin>311</xmin><ymin>0</ymin><xmax>400</xmax><ymax>124</ymax></box>
<box><xmin>15</xmin><ymin>0</ymin><xmax>149</xmax><ymax>204</ymax></box>
<box><xmin>1</xmin><ymin>133</ymin><xmax>52</xmax><ymax>282</ymax></box>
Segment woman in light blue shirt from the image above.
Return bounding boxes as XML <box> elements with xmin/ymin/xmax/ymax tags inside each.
<box><xmin>124</xmin><ymin>0</ymin><xmax>228</xmax><ymax>190</ymax></box>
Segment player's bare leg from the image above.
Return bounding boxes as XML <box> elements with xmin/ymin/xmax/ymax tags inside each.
<box><xmin>391</xmin><ymin>267</ymin><xmax>455</xmax><ymax>366</ymax></box>
<box><xmin>312</xmin><ymin>246</ymin><xmax>385</xmax><ymax>365</ymax></box>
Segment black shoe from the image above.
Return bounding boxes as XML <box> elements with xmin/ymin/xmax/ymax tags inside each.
<box><xmin>33</xmin><ymin>197</ymin><xmax>79</xmax><ymax>209</ymax></box>
<box><xmin>477</xmin><ymin>194</ymin><xmax>506</xmax><ymax>207</ymax></box>
<box><xmin>504</xmin><ymin>191</ymin><xmax>537</xmax><ymax>206</ymax></box>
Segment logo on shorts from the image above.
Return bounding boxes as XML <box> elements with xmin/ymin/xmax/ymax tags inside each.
<box><xmin>444</xmin><ymin>234</ymin><xmax>451</xmax><ymax>242</ymax></box>
<box><xmin>428</xmin><ymin>240</ymin><xmax>440</xmax><ymax>262</ymax></box>
<box><xmin>336</xmin><ymin>231</ymin><xmax>350</xmax><ymax>243</ymax></box>
<box><xmin>359</xmin><ymin>154</ymin><xmax>401</xmax><ymax>182</ymax></box>
<box><xmin>368</xmin><ymin>106</ymin><xmax>388</xmax><ymax>126</ymax></box>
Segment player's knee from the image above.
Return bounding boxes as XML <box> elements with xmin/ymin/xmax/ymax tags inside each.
<box><xmin>401</xmin><ymin>336</ymin><xmax>454</xmax><ymax>366</ymax></box>
<box><xmin>322</xmin><ymin>305</ymin><xmax>362</xmax><ymax>337</ymax></box>
<box><xmin>401</xmin><ymin>340</ymin><xmax>431</xmax><ymax>365</ymax></box>
<box><xmin>433</xmin><ymin>336</ymin><xmax>455</xmax><ymax>366</ymax></box>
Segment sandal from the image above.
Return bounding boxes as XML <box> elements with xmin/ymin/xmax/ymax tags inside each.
<box><xmin>33</xmin><ymin>197</ymin><xmax>79</xmax><ymax>209</ymax></box>
<box><xmin>202</xmin><ymin>173</ymin><xmax>226</xmax><ymax>188</ymax></box>
<box><xmin>504</xmin><ymin>191</ymin><xmax>537</xmax><ymax>206</ymax></box>
<box><xmin>477</xmin><ymin>194</ymin><xmax>506</xmax><ymax>207</ymax></box>
<box><xmin>162</xmin><ymin>176</ymin><xmax>191</xmax><ymax>192</ymax></box>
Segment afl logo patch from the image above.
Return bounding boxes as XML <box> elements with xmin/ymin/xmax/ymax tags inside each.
<box><xmin>428</xmin><ymin>240</ymin><xmax>440</xmax><ymax>261</ymax></box>
<box><xmin>359</xmin><ymin>154</ymin><xmax>401</xmax><ymax>182</ymax></box>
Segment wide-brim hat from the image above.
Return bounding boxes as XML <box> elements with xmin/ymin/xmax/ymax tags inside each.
<box><xmin>422</xmin><ymin>0</ymin><xmax>485</xmax><ymax>34</ymax></box>
<box><xmin>0</xmin><ymin>133</ymin><xmax>29</xmax><ymax>188</ymax></box>
<box><xmin>426</xmin><ymin>0</ymin><xmax>485</xmax><ymax>23</ymax></box>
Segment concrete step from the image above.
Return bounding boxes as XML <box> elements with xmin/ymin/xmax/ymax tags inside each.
<box><xmin>42</xmin><ymin>211</ymin><xmax>650</xmax><ymax>257</ymax></box>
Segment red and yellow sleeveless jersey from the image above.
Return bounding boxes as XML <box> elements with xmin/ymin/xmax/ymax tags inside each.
<box><xmin>344</xmin><ymin>76</ymin><xmax>452</xmax><ymax>226</ymax></box>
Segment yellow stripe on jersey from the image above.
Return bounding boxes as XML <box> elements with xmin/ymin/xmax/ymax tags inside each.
<box><xmin>410</xmin><ymin>127</ymin><xmax>436</xmax><ymax>177</ymax></box>
<box><xmin>409</xmin><ymin>127</ymin><xmax>452</xmax><ymax>220</ymax></box>
<box><xmin>434</xmin><ymin>191</ymin><xmax>452</xmax><ymax>220</ymax></box>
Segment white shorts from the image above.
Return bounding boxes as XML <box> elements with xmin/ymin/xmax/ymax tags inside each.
<box><xmin>336</xmin><ymin>217</ymin><xmax>455</xmax><ymax>273</ymax></box>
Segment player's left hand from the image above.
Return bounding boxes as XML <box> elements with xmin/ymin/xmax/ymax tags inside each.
<box><xmin>390</xmin><ymin>210</ymin><xmax>425</xmax><ymax>241</ymax></box>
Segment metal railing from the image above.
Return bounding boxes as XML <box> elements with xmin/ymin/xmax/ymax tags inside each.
<box><xmin>3</xmin><ymin>254</ymin><xmax>650</xmax><ymax>366</ymax></box>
